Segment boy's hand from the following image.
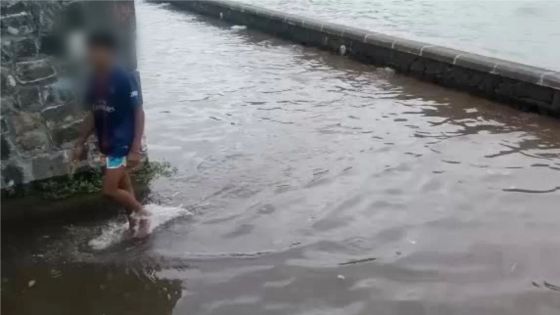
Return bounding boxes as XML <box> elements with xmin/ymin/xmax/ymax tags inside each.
<box><xmin>127</xmin><ymin>149</ymin><xmax>142</xmax><ymax>169</ymax></box>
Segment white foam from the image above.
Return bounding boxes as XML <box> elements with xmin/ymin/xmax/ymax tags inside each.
<box><xmin>88</xmin><ymin>204</ymin><xmax>192</xmax><ymax>250</ymax></box>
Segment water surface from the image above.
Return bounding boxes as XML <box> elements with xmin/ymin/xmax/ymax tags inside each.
<box><xmin>2</xmin><ymin>2</ymin><xmax>560</xmax><ymax>314</ymax></box>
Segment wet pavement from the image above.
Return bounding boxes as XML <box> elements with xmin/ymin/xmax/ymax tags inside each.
<box><xmin>2</xmin><ymin>2</ymin><xmax>560</xmax><ymax>314</ymax></box>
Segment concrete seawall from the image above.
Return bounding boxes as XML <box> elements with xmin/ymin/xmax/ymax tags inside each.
<box><xmin>166</xmin><ymin>0</ymin><xmax>560</xmax><ymax>116</ymax></box>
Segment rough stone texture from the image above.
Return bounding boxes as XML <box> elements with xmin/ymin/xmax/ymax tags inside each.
<box><xmin>15</xmin><ymin>58</ymin><xmax>57</xmax><ymax>84</ymax></box>
<box><xmin>1</xmin><ymin>0</ymin><xmax>140</xmax><ymax>187</ymax></box>
<box><xmin>13</xmin><ymin>37</ymin><xmax>38</xmax><ymax>59</ymax></box>
<box><xmin>1</xmin><ymin>66</ymin><xmax>17</xmax><ymax>94</ymax></box>
<box><xmin>1</xmin><ymin>135</ymin><xmax>11</xmax><ymax>160</ymax></box>
<box><xmin>16</xmin><ymin>86</ymin><xmax>42</xmax><ymax>111</ymax></box>
<box><xmin>31</xmin><ymin>151</ymin><xmax>67</xmax><ymax>180</ymax></box>
<box><xmin>16</xmin><ymin>129</ymin><xmax>51</xmax><ymax>152</ymax></box>
<box><xmin>10</xmin><ymin>111</ymin><xmax>43</xmax><ymax>135</ymax></box>
<box><xmin>3</xmin><ymin>164</ymin><xmax>24</xmax><ymax>186</ymax></box>
<box><xmin>1</xmin><ymin>11</ymin><xmax>36</xmax><ymax>36</ymax></box>
<box><xmin>166</xmin><ymin>0</ymin><xmax>560</xmax><ymax>117</ymax></box>
<box><xmin>51</xmin><ymin>120</ymin><xmax>82</xmax><ymax>147</ymax></box>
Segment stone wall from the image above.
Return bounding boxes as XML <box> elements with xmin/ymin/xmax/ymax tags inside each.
<box><xmin>166</xmin><ymin>0</ymin><xmax>560</xmax><ymax>116</ymax></box>
<box><xmin>1</xmin><ymin>0</ymin><xmax>139</xmax><ymax>187</ymax></box>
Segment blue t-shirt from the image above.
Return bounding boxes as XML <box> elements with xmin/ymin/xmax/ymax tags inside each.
<box><xmin>86</xmin><ymin>67</ymin><xmax>141</xmax><ymax>156</ymax></box>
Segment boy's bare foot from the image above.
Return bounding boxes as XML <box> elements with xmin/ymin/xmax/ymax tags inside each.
<box><xmin>130</xmin><ymin>208</ymin><xmax>151</xmax><ymax>238</ymax></box>
<box><xmin>135</xmin><ymin>218</ymin><xmax>151</xmax><ymax>238</ymax></box>
<box><xmin>126</xmin><ymin>214</ymin><xmax>139</xmax><ymax>237</ymax></box>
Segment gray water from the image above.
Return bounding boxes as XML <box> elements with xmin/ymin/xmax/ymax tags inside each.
<box><xmin>239</xmin><ymin>0</ymin><xmax>560</xmax><ymax>71</ymax></box>
<box><xmin>2</xmin><ymin>1</ymin><xmax>560</xmax><ymax>314</ymax></box>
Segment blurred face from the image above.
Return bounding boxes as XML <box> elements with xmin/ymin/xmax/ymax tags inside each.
<box><xmin>88</xmin><ymin>45</ymin><xmax>114</xmax><ymax>73</ymax></box>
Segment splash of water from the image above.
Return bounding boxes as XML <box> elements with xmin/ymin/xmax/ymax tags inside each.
<box><xmin>88</xmin><ymin>204</ymin><xmax>192</xmax><ymax>250</ymax></box>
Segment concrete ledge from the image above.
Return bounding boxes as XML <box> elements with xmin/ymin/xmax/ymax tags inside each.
<box><xmin>162</xmin><ymin>0</ymin><xmax>560</xmax><ymax>116</ymax></box>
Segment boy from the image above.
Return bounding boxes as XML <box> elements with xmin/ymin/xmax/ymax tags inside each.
<box><xmin>73</xmin><ymin>32</ymin><xmax>149</xmax><ymax>236</ymax></box>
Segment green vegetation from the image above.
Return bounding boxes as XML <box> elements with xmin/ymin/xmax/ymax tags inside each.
<box><xmin>4</xmin><ymin>161</ymin><xmax>177</xmax><ymax>201</ymax></box>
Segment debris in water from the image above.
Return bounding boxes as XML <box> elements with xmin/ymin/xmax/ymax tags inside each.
<box><xmin>338</xmin><ymin>45</ymin><xmax>347</xmax><ymax>56</ymax></box>
<box><xmin>337</xmin><ymin>274</ymin><xmax>345</xmax><ymax>280</ymax></box>
<box><xmin>28</xmin><ymin>280</ymin><xmax>36</xmax><ymax>288</ymax></box>
<box><xmin>510</xmin><ymin>263</ymin><xmax>517</xmax><ymax>273</ymax></box>
<box><xmin>339</xmin><ymin>257</ymin><xmax>376</xmax><ymax>266</ymax></box>
<box><xmin>543</xmin><ymin>281</ymin><xmax>560</xmax><ymax>292</ymax></box>
<box><xmin>383</xmin><ymin>67</ymin><xmax>395</xmax><ymax>74</ymax></box>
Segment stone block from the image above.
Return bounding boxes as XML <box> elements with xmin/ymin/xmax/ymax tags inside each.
<box><xmin>512</xmin><ymin>83</ymin><xmax>554</xmax><ymax>106</ymax></box>
<box><xmin>10</xmin><ymin>111</ymin><xmax>43</xmax><ymax>135</ymax></box>
<box><xmin>13</xmin><ymin>37</ymin><xmax>38</xmax><ymax>59</ymax></box>
<box><xmin>423</xmin><ymin>59</ymin><xmax>450</xmax><ymax>82</ymax></box>
<box><xmin>409</xmin><ymin>58</ymin><xmax>426</xmax><ymax>76</ymax></box>
<box><xmin>41</xmin><ymin>103</ymin><xmax>81</xmax><ymax>128</ymax></box>
<box><xmin>363</xmin><ymin>32</ymin><xmax>395</xmax><ymax>50</ymax></box>
<box><xmin>340</xmin><ymin>25</ymin><xmax>368</xmax><ymax>43</ymax></box>
<box><xmin>1</xmin><ymin>117</ymin><xmax>9</xmax><ymax>133</ymax></box>
<box><xmin>41</xmin><ymin>81</ymin><xmax>76</xmax><ymax>107</ymax></box>
<box><xmin>1</xmin><ymin>39</ymin><xmax>13</xmax><ymax>64</ymax></box>
<box><xmin>389</xmin><ymin>51</ymin><xmax>419</xmax><ymax>73</ymax></box>
<box><xmin>1</xmin><ymin>66</ymin><xmax>17</xmax><ymax>94</ymax></box>
<box><xmin>421</xmin><ymin>45</ymin><xmax>462</xmax><ymax>65</ymax></box>
<box><xmin>32</xmin><ymin>152</ymin><xmax>67</xmax><ymax>180</ymax></box>
<box><xmin>353</xmin><ymin>41</ymin><xmax>392</xmax><ymax>66</ymax></box>
<box><xmin>493</xmin><ymin>61</ymin><xmax>544</xmax><ymax>86</ymax></box>
<box><xmin>1</xmin><ymin>11</ymin><xmax>36</xmax><ymax>36</ymax></box>
<box><xmin>553</xmin><ymin>91</ymin><xmax>560</xmax><ymax>109</ymax></box>
<box><xmin>0</xmin><ymin>1</ymin><xmax>29</xmax><ymax>16</ymax></box>
<box><xmin>15</xmin><ymin>58</ymin><xmax>57</xmax><ymax>84</ymax></box>
<box><xmin>1</xmin><ymin>135</ymin><xmax>11</xmax><ymax>160</ymax></box>
<box><xmin>51</xmin><ymin>120</ymin><xmax>82</xmax><ymax>147</ymax></box>
<box><xmin>1</xmin><ymin>97</ymin><xmax>17</xmax><ymax>114</ymax></box>
<box><xmin>393</xmin><ymin>39</ymin><xmax>423</xmax><ymax>55</ymax></box>
<box><xmin>37</xmin><ymin>3</ymin><xmax>64</xmax><ymax>34</ymax></box>
<box><xmin>2</xmin><ymin>163</ymin><xmax>24</xmax><ymax>186</ymax></box>
<box><xmin>16</xmin><ymin>130</ymin><xmax>51</xmax><ymax>152</ymax></box>
<box><xmin>16</xmin><ymin>86</ymin><xmax>42</xmax><ymax>111</ymax></box>
<box><xmin>454</xmin><ymin>54</ymin><xmax>496</xmax><ymax>74</ymax></box>
<box><xmin>542</xmin><ymin>72</ymin><xmax>560</xmax><ymax>90</ymax></box>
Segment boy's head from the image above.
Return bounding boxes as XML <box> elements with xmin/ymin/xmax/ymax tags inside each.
<box><xmin>87</xmin><ymin>31</ymin><xmax>117</xmax><ymax>72</ymax></box>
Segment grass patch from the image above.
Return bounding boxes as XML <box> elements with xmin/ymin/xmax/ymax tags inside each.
<box><xmin>3</xmin><ymin>161</ymin><xmax>177</xmax><ymax>201</ymax></box>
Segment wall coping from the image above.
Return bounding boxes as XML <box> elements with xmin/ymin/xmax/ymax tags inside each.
<box><xmin>183</xmin><ymin>0</ymin><xmax>560</xmax><ymax>90</ymax></box>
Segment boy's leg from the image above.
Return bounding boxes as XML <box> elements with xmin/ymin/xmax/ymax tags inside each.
<box><xmin>119</xmin><ymin>171</ymin><xmax>135</xmax><ymax>197</ymax></box>
<box><xmin>118</xmin><ymin>171</ymin><xmax>138</xmax><ymax>229</ymax></box>
<box><xmin>102</xmin><ymin>167</ymin><xmax>143</xmax><ymax>215</ymax></box>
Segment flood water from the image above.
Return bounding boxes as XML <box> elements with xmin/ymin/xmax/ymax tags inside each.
<box><xmin>2</xmin><ymin>1</ymin><xmax>560</xmax><ymax>314</ymax></box>
<box><xmin>240</xmin><ymin>0</ymin><xmax>560</xmax><ymax>71</ymax></box>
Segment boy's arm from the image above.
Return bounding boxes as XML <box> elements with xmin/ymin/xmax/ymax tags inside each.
<box><xmin>127</xmin><ymin>106</ymin><xmax>144</xmax><ymax>168</ymax></box>
<box><xmin>72</xmin><ymin>113</ymin><xmax>94</xmax><ymax>161</ymax></box>
<box><xmin>130</xmin><ymin>106</ymin><xmax>145</xmax><ymax>154</ymax></box>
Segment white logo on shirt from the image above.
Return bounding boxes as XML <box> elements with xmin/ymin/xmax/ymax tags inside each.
<box><xmin>94</xmin><ymin>100</ymin><xmax>115</xmax><ymax>113</ymax></box>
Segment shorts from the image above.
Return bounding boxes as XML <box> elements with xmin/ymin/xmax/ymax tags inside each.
<box><xmin>105</xmin><ymin>155</ymin><xmax>127</xmax><ymax>169</ymax></box>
